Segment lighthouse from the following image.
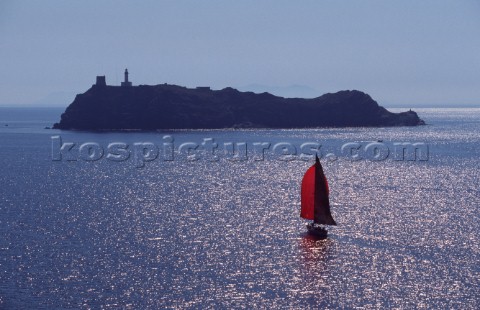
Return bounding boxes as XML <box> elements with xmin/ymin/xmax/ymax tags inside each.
<box><xmin>121</xmin><ymin>68</ymin><xmax>132</xmax><ymax>87</ymax></box>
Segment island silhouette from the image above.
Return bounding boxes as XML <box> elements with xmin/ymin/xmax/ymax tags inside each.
<box><xmin>53</xmin><ymin>69</ymin><xmax>425</xmax><ymax>130</ymax></box>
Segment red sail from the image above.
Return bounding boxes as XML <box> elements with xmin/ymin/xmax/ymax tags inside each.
<box><xmin>300</xmin><ymin>156</ymin><xmax>337</xmax><ymax>225</ymax></box>
<box><xmin>300</xmin><ymin>164</ymin><xmax>316</xmax><ymax>220</ymax></box>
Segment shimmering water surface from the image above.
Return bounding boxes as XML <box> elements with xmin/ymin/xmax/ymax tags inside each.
<box><xmin>0</xmin><ymin>107</ymin><xmax>479</xmax><ymax>308</ymax></box>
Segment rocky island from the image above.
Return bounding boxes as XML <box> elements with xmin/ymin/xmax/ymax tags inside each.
<box><xmin>53</xmin><ymin>70</ymin><xmax>425</xmax><ymax>130</ymax></box>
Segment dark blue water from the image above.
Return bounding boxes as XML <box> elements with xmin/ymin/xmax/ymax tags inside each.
<box><xmin>0</xmin><ymin>107</ymin><xmax>479</xmax><ymax>308</ymax></box>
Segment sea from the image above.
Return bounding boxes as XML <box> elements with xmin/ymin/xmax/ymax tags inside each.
<box><xmin>0</xmin><ymin>107</ymin><xmax>478</xmax><ymax>309</ymax></box>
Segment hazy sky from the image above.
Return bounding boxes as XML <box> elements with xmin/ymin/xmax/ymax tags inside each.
<box><xmin>1</xmin><ymin>0</ymin><xmax>479</xmax><ymax>106</ymax></box>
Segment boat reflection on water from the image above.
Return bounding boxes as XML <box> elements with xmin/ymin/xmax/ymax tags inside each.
<box><xmin>299</xmin><ymin>232</ymin><xmax>335</xmax><ymax>265</ymax></box>
<box><xmin>296</xmin><ymin>232</ymin><xmax>337</xmax><ymax>307</ymax></box>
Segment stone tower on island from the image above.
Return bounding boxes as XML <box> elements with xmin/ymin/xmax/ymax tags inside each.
<box><xmin>94</xmin><ymin>76</ymin><xmax>106</xmax><ymax>87</ymax></box>
<box><xmin>121</xmin><ymin>68</ymin><xmax>132</xmax><ymax>87</ymax></box>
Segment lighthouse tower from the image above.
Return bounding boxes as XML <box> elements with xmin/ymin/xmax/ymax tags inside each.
<box><xmin>121</xmin><ymin>68</ymin><xmax>132</xmax><ymax>87</ymax></box>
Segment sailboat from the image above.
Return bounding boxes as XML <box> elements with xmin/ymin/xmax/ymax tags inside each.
<box><xmin>301</xmin><ymin>155</ymin><xmax>337</xmax><ymax>238</ymax></box>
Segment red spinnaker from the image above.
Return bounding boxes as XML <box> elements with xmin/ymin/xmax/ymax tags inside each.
<box><xmin>300</xmin><ymin>165</ymin><xmax>316</xmax><ymax>220</ymax></box>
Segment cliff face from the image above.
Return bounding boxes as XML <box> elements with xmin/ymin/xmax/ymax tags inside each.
<box><xmin>53</xmin><ymin>84</ymin><xmax>425</xmax><ymax>130</ymax></box>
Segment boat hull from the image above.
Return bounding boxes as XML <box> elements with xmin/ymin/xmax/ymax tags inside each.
<box><xmin>306</xmin><ymin>223</ymin><xmax>328</xmax><ymax>239</ymax></box>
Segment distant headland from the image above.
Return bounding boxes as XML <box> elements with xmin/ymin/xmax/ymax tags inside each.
<box><xmin>53</xmin><ymin>69</ymin><xmax>425</xmax><ymax>130</ymax></box>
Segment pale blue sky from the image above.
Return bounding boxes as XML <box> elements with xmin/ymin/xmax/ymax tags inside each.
<box><xmin>1</xmin><ymin>0</ymin><xmax>479</xmax><ymax>106</ymax></box>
